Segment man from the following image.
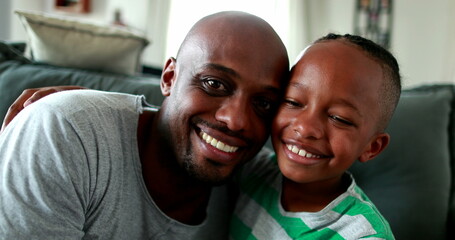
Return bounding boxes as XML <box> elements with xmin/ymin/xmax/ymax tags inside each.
<box><xmin>0</xmin><ymin>11</ymin><xmax>289</xmax><ymax>239</ymax></box>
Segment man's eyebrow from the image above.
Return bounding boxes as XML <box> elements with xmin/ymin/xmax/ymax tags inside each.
<box><xmin>201</xmin><ymin>63</ymin><xmax>240</xmax><ymax>78</ymax></box>
<box><xmin>264</xmin><ymin>86</ymin><xmax>282</xmax><ymax>97</ymax></box>
<box><xmin>202</xmin><ymin>63</ymin><xmax>282</xmax><ymax>95</ymax></box>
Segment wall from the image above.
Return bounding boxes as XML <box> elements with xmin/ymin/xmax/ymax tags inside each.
<box><xmin>303</xmin><ymin>0</ymin><xmax>455</xmax><ymax>87</ymax></box>
<box><xmin>446</xmin><ymin>0</ymin><xmax>455</xmax><ymax>84</ymax></box>
<box><xmin>392</xmin><ymin>0</ymin><xmax>454</xmax><ymax>87</ymax></box>
<box><xmin>164</xmin><ymin>0</ymin><xmax>292</xmax><ymax>61</ymax></box>
<box><xmin>3</xmin><ymin>0</ymin><xmax>455</xmax><ymax>87</ymax></box>
<box><xmin>9</xmin><ymin>0</ymin><xmax>46</xmax><ymax>41</ymax></box>
<box><xmin>142</xmin><ymin>0</ymin><xmax>170</xmax><ymax>67</ymax></box>
<box><xmin>0</xmin><ymin>0</ymin><xmax>12</xmax><ymax>40</ymax></box>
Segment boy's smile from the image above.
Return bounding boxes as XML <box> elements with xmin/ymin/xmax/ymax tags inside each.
<box><xmin>284</xmin><ymin>143</ymin><xmax>331</xmax><ymax>166</ymax></box>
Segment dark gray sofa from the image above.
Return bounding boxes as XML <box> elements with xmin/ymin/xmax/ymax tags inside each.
<box><xmin>0</xmin><ymin>41</ymin><xmax>453</xmax><ymax>239</ymax></box>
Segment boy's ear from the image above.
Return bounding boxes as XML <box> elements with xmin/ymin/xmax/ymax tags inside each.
<box><xmin>161</xmin><ymin>57</ymin><xmax>177</xmax><ymax>96</ymax></box>
<box><xmin>359</xmin><ymin>133</ymin><xmax>390</xmax><ymax>163</ymax></box>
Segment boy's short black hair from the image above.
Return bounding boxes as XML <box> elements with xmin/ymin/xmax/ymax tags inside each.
<box><xmin>315</xmin><ymin>33</ymin><xmax>401</xmax><ymax>131</ymax></box>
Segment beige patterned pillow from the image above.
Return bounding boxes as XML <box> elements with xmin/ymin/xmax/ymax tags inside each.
<box><xmin>16</xmin><ymin>10</ymin><xmax>149</xmax><ymax>75</ymax></box>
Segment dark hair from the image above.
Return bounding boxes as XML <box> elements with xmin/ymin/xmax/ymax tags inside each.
<box><xmin>315</xmin><ymin>33</ymin><xmax>401</xmax><ymax>131</ymax></box>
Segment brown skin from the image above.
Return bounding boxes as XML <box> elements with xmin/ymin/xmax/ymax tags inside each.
<box><xmin>136</xmin><ymin>12</ymin><xmax>289</xmax><ymax>224</ymax></box>
<box><xmin>273</xmin><ymin>40</ymin><xmax>389</xmax><ymax>212</ymax></box>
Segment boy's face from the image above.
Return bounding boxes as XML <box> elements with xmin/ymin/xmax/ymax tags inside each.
<box><xmin>272</xmin><ymin>40</ymin><xmax>389</xmax><ymax>185</ymax></box>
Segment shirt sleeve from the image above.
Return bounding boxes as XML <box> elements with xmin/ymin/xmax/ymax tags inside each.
<box><xmin>0</xmin><ymin>100</ymin><xmax>90</xmax><ymax>240</ymax></box>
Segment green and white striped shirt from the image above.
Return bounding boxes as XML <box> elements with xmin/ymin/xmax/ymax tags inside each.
<box><xmin>230</xmin><ymin>152</ymin><xmax>394</xmax><ymax>240</ymax></box>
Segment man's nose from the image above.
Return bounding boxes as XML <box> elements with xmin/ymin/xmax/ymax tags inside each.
<box><xmin>215</xmin><ymin>96</ymin><xmax>252</xmax><ymax>132</ymax></box>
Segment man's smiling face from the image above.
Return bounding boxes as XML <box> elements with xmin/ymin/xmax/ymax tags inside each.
<box><xmin>159</xmin><ymin>12</ymin><xmax>289</xmax><ymax>184</ymax></box>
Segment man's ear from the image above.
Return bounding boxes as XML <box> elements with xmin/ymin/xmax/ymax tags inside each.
<box><xmin>161</xmin><ymin>57</ymin><xmax>177</xmax><ymax>96</ymax></box>
<box><xmin>359</xmin><ymin>133</ymin><xmax>390</xmax><ymax>163</ymax></box>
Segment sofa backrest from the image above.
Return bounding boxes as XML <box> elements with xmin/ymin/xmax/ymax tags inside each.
<box><xmin>350</xmin><ymin>85</ymin><xmax>455</xmax><ymax>240</ymax></box>
<box><xmin>0</xmin><ymin>42</ymin><xmax>164</xmax><ymax>122</ymax></box>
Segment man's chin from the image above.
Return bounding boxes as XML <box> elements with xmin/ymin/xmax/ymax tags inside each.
<box><xmin>182</xmin><ymin>158</ymin><xmax>237</xmax><ymax>186</ymax></box>
<box><xmin>199</xmin><ymin>175</ymin><xmax>231</xmax><ymax>186</ymax></box>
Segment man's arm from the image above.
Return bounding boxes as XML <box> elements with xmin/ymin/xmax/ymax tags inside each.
<box><xmin>0</xmin><ymin>86</ymin><xmax>85</xmax><ymax>133</ymax></box>
<box><xmin>0</xmin><ymin>98</ymin><xmax>89</xmax><ymax>239</ymax></box>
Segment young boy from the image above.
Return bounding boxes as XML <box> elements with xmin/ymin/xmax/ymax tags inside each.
<box><xmin>230</xmin><ymin>33</ymin><xmax>400</xmax><ymax>240</ymax></box>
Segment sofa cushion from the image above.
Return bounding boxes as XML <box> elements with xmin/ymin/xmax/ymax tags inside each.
<box><xmin>350</xmin><ymin>85</ymin><xmax>453</xmax><ymax>240</ymax></box>
<box><xmin>0</xmin><ymin>42</ymin><xmax>163</xmax><ymax>122</ymax></box>
<box><xmin>15</xmin><ymin>10</ymin><xmax>149</xmax><ymax>75</ymax></box>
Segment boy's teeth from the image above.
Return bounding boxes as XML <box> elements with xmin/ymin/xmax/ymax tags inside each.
<box><xmin>287</xmin><ymin>144</ymin><xmax>321</xmax><ymax>158</ymax></box>
<box><xmin>200</xmin><ymin>131</ymin><xmax>238</xmax><ymax>153</ymax></box>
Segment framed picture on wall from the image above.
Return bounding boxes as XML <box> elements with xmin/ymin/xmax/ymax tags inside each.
<box><xmin>55</xmin><ymin>0</ymin><xmax>90</xmax><ymax>13</ymax></box>
<box><xmin>354</xmin><ymin>0</ymin><xmax>392</xmax><ymax>49</ymax></box>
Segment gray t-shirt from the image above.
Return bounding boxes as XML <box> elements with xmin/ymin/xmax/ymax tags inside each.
<box><xmin>0</xmin><ymin>90</ymin><xmax>230</xmax><ymax>240</ymax></box>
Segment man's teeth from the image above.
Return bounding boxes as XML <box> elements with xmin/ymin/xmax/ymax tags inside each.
<box><xmin>200</xmin><ymin>131</ymin><xmax>239</xmax><ymax>153</ymax></box>
<box><xmin>287</xmin><ymin>145</ymin><xmax>321</xmax><ymax>158</ymax></box>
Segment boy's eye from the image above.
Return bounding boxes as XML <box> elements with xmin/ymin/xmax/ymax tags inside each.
<box><xmin>330</xmin><ymin>115</ymin><xmax>354</xmax><ymax>126</ymax></box>
<box><xmin>283</xmin><ymin>99</ymin><xmax>302</xmax><ymax>108</ymax></box>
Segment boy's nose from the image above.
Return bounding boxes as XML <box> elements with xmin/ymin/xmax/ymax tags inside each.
<box><xmin>292</xmin><ymin>111</ymin><xmax>324</xmax><ymax>140</ymax></box>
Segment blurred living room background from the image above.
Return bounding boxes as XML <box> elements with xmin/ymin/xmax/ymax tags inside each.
<box><xmin>0</xmin><ymin>0</ymin><xmax>454</xmax><ymax>88</ymax></box>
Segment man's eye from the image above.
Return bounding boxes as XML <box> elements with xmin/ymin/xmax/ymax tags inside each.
<box><xmin>254</xmin><ymin>97</ymin><xmax>277</xmax><ymax>117</ymax></box>
<box><xmin>201</xmin><ymin>78</ymin><xmax>229</xmax><ymax>95</ymax></box>
<box><xmin>206</xmin><ymin>79</ymin><xmax>222</xmax><ymax>89</ymax></box>
<box><xmin>330</xmin><ymin>115</ymin><xmax>354</xmax><ymax>126</ymax></box>
<box><xmin>257</xmin><ymin>98</ymin><xmax>272</xmax><ymax>111</ymax></box>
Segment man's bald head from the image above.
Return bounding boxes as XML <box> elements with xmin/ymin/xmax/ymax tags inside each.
<box><xmin>176</xmin><ymin>11</ymin><xmax>289</xmax><ymax>86</ymax></box>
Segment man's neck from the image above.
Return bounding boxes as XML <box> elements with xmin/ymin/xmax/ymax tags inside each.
<box><xmin>137</xmin><ymin>111</ymin><xmax>212</xmax><ymax>225</ymax></box>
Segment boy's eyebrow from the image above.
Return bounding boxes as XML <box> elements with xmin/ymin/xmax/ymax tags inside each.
<box><xmin>333</xmin><ymin>99</ymin><xmax>364</xmax><ymax>118</ymax></box>
<box><xmin>290</xmin><ymin>81</ymin><xmax>363</xmax><ymax>117</ymax></box>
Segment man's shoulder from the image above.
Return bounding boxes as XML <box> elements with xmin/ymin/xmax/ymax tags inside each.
<box><xmin>235</xmin><ymin>147</ymin><xmax>279</xmax><ymax>186</ymax></box>
<box><xmin>28</xmin><ymin>90</ymin><xmax>143</xmax><ymax>118</ymax></box>
<box><xmin>243</xmin><ymin>147</ymin><xmax>277</xmax><ymax>172</ymax></box>
<box><xmin>39</xmin><ymin>90</ymin><xmax>140</xmax><ymax>107</ymax></box>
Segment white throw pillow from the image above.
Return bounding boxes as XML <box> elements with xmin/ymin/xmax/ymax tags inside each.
<box><xmin>16</xmin><ymin>10</ymin><xmax>150</xmax><ymax>75</ymax></box>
